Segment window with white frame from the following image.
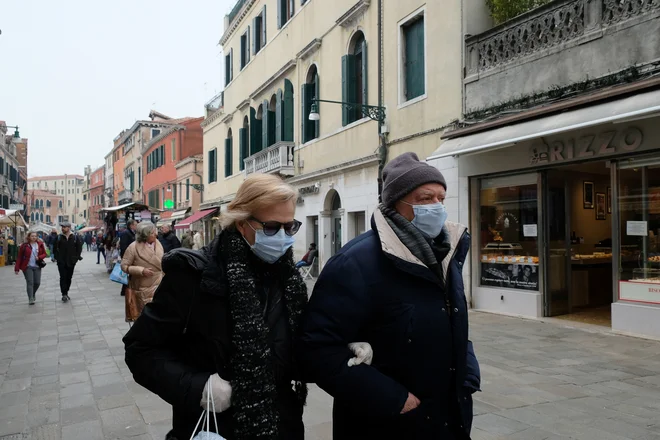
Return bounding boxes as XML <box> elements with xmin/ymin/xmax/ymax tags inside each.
<box><xmin>399</xmin><ymin>8</ymin><xmax>426</xmax><ymax>104</ymax></box>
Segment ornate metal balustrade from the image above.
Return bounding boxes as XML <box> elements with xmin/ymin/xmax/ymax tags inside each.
<box><xmin>244</xmin><ymin>142</ymin><xmax>295</xmax><ymax>177</ymax></box>
<box><xmin>466</xmin><ymin>0</ymin><xmax>659</xmax><ymax>76</ymax></box>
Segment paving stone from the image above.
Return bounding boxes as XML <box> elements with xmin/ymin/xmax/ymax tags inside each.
<box><xmin>60</xmin><ymin>393</ymin><xmax>95</xmax><ymax>410</ymax></box>
<box><xmin>60</xmin><ymin>404</ymin><xmax>99</xmax><ymax>426</ymax></box>
<box><xmin>30</xmin><ymin>423</ymin><xmax>60</xmax><ymax>440</ymax></box>
<box><xmin>61</xmin><ymin>420</ymin><xmax>102</xmax><ymax>440</ymax></box>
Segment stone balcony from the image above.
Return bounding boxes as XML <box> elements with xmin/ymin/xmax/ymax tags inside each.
<box><xmin>464</xmin><ymin>0</ymin><xmax>660</xmax><ymax>112</ymax></box>
<box><xmin>244</xmin><ymin>142</ymin><xmax>295</xmax><ymax>177</ymax></box>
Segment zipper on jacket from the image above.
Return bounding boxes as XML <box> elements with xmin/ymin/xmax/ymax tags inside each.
<box><xmin>444</xmin><ymin>228</ymin><xmax>469</xmax><ymax>316</ymax></box>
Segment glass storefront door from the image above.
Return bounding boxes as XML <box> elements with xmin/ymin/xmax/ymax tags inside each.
<box><xmin>543</xmin><ymin>170</ymin><xmax>572</xmax><ymax>316</ymax></box>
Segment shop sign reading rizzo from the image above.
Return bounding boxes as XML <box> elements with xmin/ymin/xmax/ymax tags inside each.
<box><xmin>529</xmin><ymin>127</ymin><xmax>643</xmax><ymax>165</ymax></box>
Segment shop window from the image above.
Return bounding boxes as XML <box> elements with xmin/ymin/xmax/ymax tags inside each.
<box><xmin>400</xmin><ymin>10</ymin><xmax>426</xmax><ymax>102</ymax></box>
<box><xmin>225</xmin><ymin>129</ymin><xmax>233</xmax><ymax>177</ymax></box>
<box><xmin>239</xmin><ymin>117</ymin><xmax>249</xmax><ymax>172</ymax></box>
<box><xmin>277</xmin><ymin>0</ymin><xmax>294</xmax><ymax>29</ymax></box>
<box><xmin>240</xmin><ymin>27</ymin><xmax>250</xmax><ymax>70</ymax></box>
<box><xmin>302</xmin><ymin>65</ymin><xmax>320</xmax><ymax>143</ymax></box>
<box><xmin>479</xmin><ymin>175</ymin><xmax>539</xmax><ymax>291</ymax></box>
<box><xmin>225</xmin><ymin>48</ymin><xmax>234</xmax><ymax>86</ymax></box>
<box><xmin>252</xmin><ymin>6</ymin><xmax>267</xmax><ymax>54</ymax></box>
<box><xmin>617</xmin><ymin>158</ymin><xmax>660</xmax><ymax>304</ymax></box>
<box><xmin>342</xmin><ymin>32</ymin><xmax>367</xmax><ymax>126</ymax></box>
<box><xmin>208</xmin><ymin>148</ymin><xmax>218</xmax><ymax>183</ymax></box>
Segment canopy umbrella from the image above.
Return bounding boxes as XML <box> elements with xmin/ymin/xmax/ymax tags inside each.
<box><xmin>0</xmin><ymin>209</ymin><xmax>27</xmax><ymax>228</ymax></box>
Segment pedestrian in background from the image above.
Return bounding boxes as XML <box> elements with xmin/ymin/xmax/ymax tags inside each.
<box><xmin>14</xmin><ymin>231</ymin><xmax>47</xmax><ymax>305</ymax></box>
<box><xmin>298</xmin><ymin>152</ymin><xmax>481</xmax><ymax>440</ymax></box>
<box><xmin>180</xmin><ymin>230</ymin><xmax>193</xmax><ymax>249</ymax></box>
<box><xmin>46</xmin><ymin>228</ymin><xmax>58</xmax><ymax>262</ymax></box>
<box><xmin>192</xmin><ymin>229</ymin><xmax>203</xmax><ymax>250</ymax></box>
<box><xmin>158</xmin><ymin>224</ymin><xmax>181</xmax><ymax>253</ymax></box>
<box><xmin>53</xmin><ymin>222</ymin><xmax>83</xmax><ymax>302</ymax></box>
<box><xmin>119</xmin><ymin>220</ymin><xmax>137</xmax><ymax>297</ymax></box>
<box><xmin>85</xmin><ymin>232</ymin><xmax>93</xmax><ymax>251</ymax></box>
<box><xmin>96</xmin><ymin>232</ymin><xmax>106</xmax><ymax>264</ymax></box>
<box><xmin>120</xmin><ymin>222</ymin><xmax>164</xmax><ymax>321</ymax></box>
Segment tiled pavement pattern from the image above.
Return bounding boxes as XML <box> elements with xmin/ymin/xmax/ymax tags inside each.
<box><xmin>0</xmin><ymin>252</ymin><xmax>659</xmax><ymax>439</ymax></box>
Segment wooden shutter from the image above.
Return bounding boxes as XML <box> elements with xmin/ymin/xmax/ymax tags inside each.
<box><xmin>252</xmin><ymin>17</ymin><xmax>258</xmax><ymax>54</ymax></box>
<box><xmin>283</xmin><ymin>80</ymin><xmax>294</xmax><ymax>142</ymax></box>
<box><xmin>277</xmin><ymin>0</ymin><xmax>283</xmax><ymax>29</ymax></box>
<box><xmin>341</xmin><ymin>55</ymin><xmax>357</xmax><ymax>126</ymax></box>
<box><xmin>262</xmin><ymin>100</ymin><xmax>269</xmax><ymax>149</ymax></box>
<box><xmin>268</xmin><ymin>110</ymin><xmax>276</xmax><ymax>146</ymax></box>
<box><xmin>230</xmin><ymin>48</ymin><xmax>234</xmax><ymax>82</ymax></box>
<box><xmin>361</xmin><ymin>40</ymin><xmax>368</xmax><ymax>109</ymax></box>
<box><xmin>301</xmin><ymin>84</ymin><xmax>308</xmax><ymax>143</ymax></box>
<box><xmin>225</xmin><ymin>138</ymin><xmax>233</xmax><ymax>177</ymax></box>
<box><xmin>314</xmin><ymin>74</ymin><xmax>320</xmax><ymax>138</ymax></box>
<box><xmin>239</xmin><ymin>128</ymin><xmax>248</xmax><ymax>171</ymax></box>
<box><xmin>208</xmin><ymin>150</ymin><xmax>214</xmax><ymax>183</ymax></box>
<box><xmin>250</xmin><ymin>107</ymin><xmax>261</xmax><ymax>154</ymax></box>
<box><xmin>275</xmin><ymin>89</ymin><xmax>283</xmax><ymax>143</ymax></box>
<box><xmin>405</xmin><ymin>18</ymin><xmax>425</xmax><ymax>100</ymax></box>
<box><xmin>262</xmin><ymin>5</ymin><xmax>267</xmax><ymax>47</ymax></box>
<box><xmin>246</xmin><ymin>26</ymin><xmax>250</xmax><ymax>64</ymax></box>
<box><xmin>225</xmin><ymin>55</ymin><xmax>231</xmax><ymax>86</ymax></box>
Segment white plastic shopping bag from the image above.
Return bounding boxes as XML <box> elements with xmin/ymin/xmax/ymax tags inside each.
<box><xmin>191</xmin><ymin>376</ymin><xmax>226</xmax><ymax>440</ymax></box>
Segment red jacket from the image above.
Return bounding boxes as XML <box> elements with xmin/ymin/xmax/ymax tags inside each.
<box><xmin>14</xmin><ymin>240</ymin><xmax>47</xmax><ymax>272</ymax></box>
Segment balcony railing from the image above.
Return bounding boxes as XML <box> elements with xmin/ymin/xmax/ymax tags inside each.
<box><xmin>244</xmin><ymin>142</ymin><xmax>295</xmax><ymax>177</ymax></box>
<box><xmin>118</xmin><ymin>189</ymin><xmax>133</xmax><ymax>203</ymax></box>
<box><xmin>463</xmin><ymin>0</ymin><xmax>660</xmax><ymax>111</ymax></box>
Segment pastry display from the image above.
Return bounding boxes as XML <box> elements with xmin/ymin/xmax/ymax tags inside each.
<box><xmin>649</xmin><ymin>255</ymin><xmax>660</xmax><ymax>263</ymax></box>
<box><xmin>481</xmin><ymin>254</ymin><xmax>539</xmax><ymax>264</ymax></box>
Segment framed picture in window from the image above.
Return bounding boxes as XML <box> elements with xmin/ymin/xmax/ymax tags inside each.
<box><xmin>596</xmin><ymin>192</ymin><xmax>606</xmax><ymax>220</ymax></box>
<box><xmin>607</xmin><ymin>187</ymin><xmax>612</xmax><ymax>214</ymax></box>
<box><xmin>583</xmin><ymin>181</ymin><xmax>594</xmax><ymax>209</ymax></box>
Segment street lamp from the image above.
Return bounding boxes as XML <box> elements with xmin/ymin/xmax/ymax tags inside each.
<box><xmin>308</xmin><ymin>99</ymin><xmax>386</xmax><ymax>123</ymax></box>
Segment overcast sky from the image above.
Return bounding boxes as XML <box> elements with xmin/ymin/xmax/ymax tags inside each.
<box><xmin>1</xmin><ymin>0</ymin><xmax>234</xmax><ymax>177</ymax></box>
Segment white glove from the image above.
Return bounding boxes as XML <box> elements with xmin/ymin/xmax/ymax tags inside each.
<box><xmin>347</xmin><ymin>342</ymin><xmax>373</xmax><ymax>367</ymax></box>
<box><xmin>200</xmin><ymin>374</ymin><xmax>232</xmax><ymax>412</ymax></box>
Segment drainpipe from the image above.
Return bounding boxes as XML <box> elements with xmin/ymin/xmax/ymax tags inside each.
<box><xmin>376</xmin><ymin>0</ymin><xmax>388</xmax><ymax>201</ymax></box>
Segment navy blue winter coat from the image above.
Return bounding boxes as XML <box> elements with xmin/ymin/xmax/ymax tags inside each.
<box><xmin>298</xmin><ymin>210</ymin><xmax>481</xmax><ymax>440</ymax></box>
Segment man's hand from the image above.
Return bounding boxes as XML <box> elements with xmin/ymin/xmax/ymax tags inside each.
<box><xmin>142</xmin><ymin>268</ymin><xmax>154</xmax><ymax>277</ymax></box>
<box><xmin>14</xmin><ymin>270</ymin><xmax>19</xmax><ymax>275</ymax></box>
<box><xmin>347</xmin><ymin>342</ymin><xmax>373</xmax><ymax>367</ymax></box>
<box><xmin>400</xmin><ymin>392</ymin><xmax>421</xmax><ymax>414</ymax></box>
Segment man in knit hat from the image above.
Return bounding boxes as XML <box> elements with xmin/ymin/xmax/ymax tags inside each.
<box><xmin>299</xmin><ymin>152</ymin><xmax>480</xmax><ymax>440</ymax></box>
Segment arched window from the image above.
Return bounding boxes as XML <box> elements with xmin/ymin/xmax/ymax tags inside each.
<box><xmin>40</xmin><ymin>213</ymin><xmax>44</xmax><ymax>222</ymax></box>
<box><xmin>59</xmin><ymin>200</ymin><xmax>63</xmax><ymax>209</ymax></box>
<box><xmin>342</xmin><ymin>31</ymin><xmax>367</xmax><ymax>126</ymax></box>
<box><xmin>30</xmin><ymin>212</ymin><xmax>35</xmax><ymax>222</ymax></box>
<box><xmin>302</xmin><ymin>65</ymin><xmax>320</xmax><ymax>143</ymax></box>
<box><xmin>239</xmin><ymin>116</ymin><xmax>250</xmax><ymax>172</ymax></box>
<box><xmin>225</xmin><ymin>128</ymin><xmax>233</xmax><ymax>177</ymax></box>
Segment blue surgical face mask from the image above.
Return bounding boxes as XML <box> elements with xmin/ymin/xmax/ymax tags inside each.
<box><xmin>245</xmin><ymin>224</ymin><xmax>296</xmax><ymax>264</ymax></box>
<box><xmin>404</xmin><ymin>202</ymin><xmax>448</xmax><ymax>238</ymax></box>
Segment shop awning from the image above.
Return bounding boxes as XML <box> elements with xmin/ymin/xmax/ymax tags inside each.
<box><xmin>174</xmin><ymin>208</ymin><xmax>217</xmax><ymax>230</ymax></box>
<box><xmin>100</xmin><ymin>202</ymin><xmax>136</xmax><ymax>212</ymax></box>
<box><xmin>78</xmin><ymin>226</ymin><xmax>100</xmax><ymax>233</ymax></box>
<box><xmin>428</xmin><ymin>88</ymin><xmax>660</xmax><ymax>160</ymax></box>
<box><xmin>171</xmin><ymin>209</ymin><xmax>190</xmax><ymax>221</ymax></box>
<box><xmin>155</xmin><ymin>209</ymin><xmax>190</xmax><ymax>227</ymax></box>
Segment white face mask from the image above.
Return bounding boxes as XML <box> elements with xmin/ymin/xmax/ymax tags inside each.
<box><xmin>403</xmin><ymin>201</ymin><xmax>448</xmax><ymax>238</ymax></box>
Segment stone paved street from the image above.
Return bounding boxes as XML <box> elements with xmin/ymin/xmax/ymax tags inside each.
<box><xmin>1</xmin><ymin>251</ymin><xmax>660</xmax><ymax>439</ymax></box>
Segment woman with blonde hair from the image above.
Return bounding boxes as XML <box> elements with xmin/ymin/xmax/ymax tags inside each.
<box><xmin>121</xmin><ymin>222</ymin><xmax>164</xmax><ymax>322</ymax></box>
<box><xmin>124</xmin><ymin>174</ymin><xmax>368</xmax><ymax>440</ymax></box>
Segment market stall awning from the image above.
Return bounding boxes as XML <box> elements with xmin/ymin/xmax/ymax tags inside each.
<box><xmin>156</xmin><ymin>209</ymin><xmax>190</xmax><ymax>227</ymax></box>
<box><xmin>100</xmin><ymin>202</ymin><xmax>136</xmax><ymax>212</ymax></box>
<box><xmin>174</xmin><ymin>208</ymin><xmax>217</xmax><ymax>230</ymax></box>
<box><xmin>0</xmin><ymin>209</ymin><xmax>27</xmax><ymax>228</ymax></box>
<box><xmin>171</xmin><ymin>209</ymin><xmax>190</xmax><ymax>221</ymax></box>
<box><xmin>428</xmin><ymin>88</ymin><xmax>660</xmax><ymax>160</ymax></box>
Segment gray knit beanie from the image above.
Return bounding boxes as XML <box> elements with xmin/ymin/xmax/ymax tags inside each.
<box><xmin>381</xmin><ymin>152</ymin><xmax>447</xmax><ymax>207</ymax></box>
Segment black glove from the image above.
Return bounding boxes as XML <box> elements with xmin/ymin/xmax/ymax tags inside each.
<box><xmin>78</xmin><ymin>256</ymin><xmax>83</xmax><ymax>261</ymax></box>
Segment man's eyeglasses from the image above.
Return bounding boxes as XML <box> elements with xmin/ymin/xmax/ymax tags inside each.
<box><xmin>248</xmin><ymin>217</ymin><xmax>302</xmax><ymax>237</ymax></box>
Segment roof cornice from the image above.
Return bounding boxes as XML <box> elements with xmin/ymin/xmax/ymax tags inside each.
<box><xmin>219</xmin><ymin>0</ymin><xmax>258</xmax><ymax>46</ymax></box>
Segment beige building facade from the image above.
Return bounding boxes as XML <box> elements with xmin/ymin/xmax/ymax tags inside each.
<box><xmin>202</xmin><ymin>0</ymin><xmax>466</xmax><ymax>266</ymax></box>
<box><xmin>28</xmin><ymin>174</ymin><xmax>85</xmax><ymax>225</ymax></box>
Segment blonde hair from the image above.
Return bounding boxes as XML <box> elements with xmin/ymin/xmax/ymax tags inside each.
<box><xmin>220</xmin><ymin>174</ymin><xmax>297</xmax><ymax>229</ymax></box>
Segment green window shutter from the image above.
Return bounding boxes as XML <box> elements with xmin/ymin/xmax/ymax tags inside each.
<box><xmin>230</xmin><ymin>48</ymin><xmax>234</xmax><ymax>81</ymax></box>
<box><xmin>224</xmin><ymin>138</ymin><xmax>233</xmax><ymax>177</ymax></box>
<box><xmin>249</xmin><ymin>107</ymin><xmax>261</xmax><ymax>154</ymax></box>
<box><xmin>252</xmin><ymin>17</ymin><xmax>258</xmax><ymax>54</ymax></box>
<box><xmin>277</xmin><ymin>0</ymin><xmax>283</xmax><ymax>28</ymax></box>
<box><xmin>239</xmin><ymin>128</ymin><xmax>248</xmax><ymax>171</ymax></box>
<box><xmin>283</xmin><ymin>80</ymin><xmax>294</xmax><ymax>142</ymax></box>
<box><xmin>138</xmin><ymin>166</ymin><xmax>141</xmax><ymax>187</ymax></box>
<box><xmin>225</xmin><ymin>55</ymin><xmax>230</xmax><ymax>86</ymax></box>
<box><xmin>246</xmin><ymin>26</ymin><xmax>250</xmax><ymax>64</ymax></box>
<box><xmin>268</xmin><ymin>110</ymin><xmax>276</xmax><ymax>146</ymax></box>
<box><xmin>301</xmin><ymin>84</ymin><xmax>308</xmax><ymax>143</ymax></box>
<box><xmin>405</xmin><ymin>18</ymin><xmax>425</xmax><ymax>100</ymax></box>
<box><xmin>161</xmin><ymin>145</ymin><xmax>165</xmax><ymax>165</ymax></box>
<box><xmin>208</xmin><ymin>150</ymin><xmax>213</xmax><ymax>183</ymax></box>
<box><xmin>341</xmin><ymin>55</ymin><xmax>357</xmax><ymax>126</ymax></box>
<box><xmin>186</xmin><ymin>179</ymin><xmax>190</xmax><ymax>199</ymax></box>
<box><xmin>361</xmin><ymin>40</ymin><xmax>368</xmax><ymax>109</ymax></box>
<box><xmin>262</xmin><ymin>100</ymin><xmax>269</xmax><ymax>149</ymax></box>
<box><xmin>275</xmin><ymin>89</ymin><xmax>283</xmax><ymax>143</ymax></box>
<box><xmin>173</xmin><ymin>182</ymin><xmax>177</xmax><ymax>206</ymax></box>
<box><xmin>314</xmin><ymin>74</ymin><xmax>320</xmax><ymax>138</ymax></box>
<box><xmin>262</xmin><ymin>5</ymin><xmax>267</xmax><ymax>44</ymax></box>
